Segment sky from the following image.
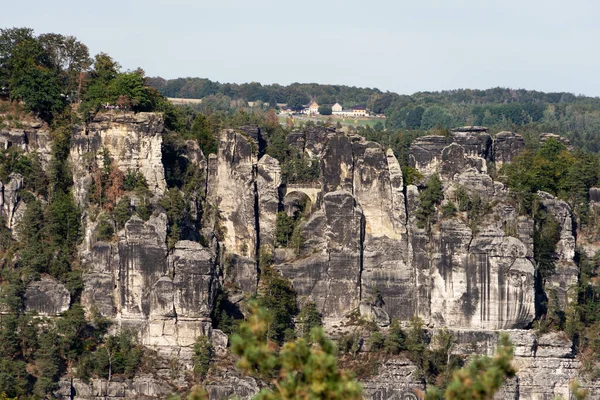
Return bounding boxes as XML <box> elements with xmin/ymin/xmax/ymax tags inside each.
<box><xmin>2</xmin><ymin>0</ymin><xmax>600</xmax><ymax>97</ymax></box>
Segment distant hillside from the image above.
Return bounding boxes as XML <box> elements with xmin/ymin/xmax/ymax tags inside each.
<box><xmin>148</xmin><ymin>77</ymin><xmax>600</xmax><ymax>153</ymax></box>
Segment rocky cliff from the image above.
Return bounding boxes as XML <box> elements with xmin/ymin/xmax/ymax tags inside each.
<box><xmin>2</xmin><ymin>112</ymin><xmax>596</xmax><ymax>399</ymax></box>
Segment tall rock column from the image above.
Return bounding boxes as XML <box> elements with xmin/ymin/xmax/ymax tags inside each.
<box><xmin>211</xmin><ymin>129</ymin><xmax>259</xmax><ymax>293</ymax></box>
<box><xmin>256</xmin><ymin>154</ymin><xmax>281</xmax><ymax>251</ymax></box>
<box><xmin>352</xmin><ymin>141</ymin><xmax>413</xmax><ymax>321</ymax></box>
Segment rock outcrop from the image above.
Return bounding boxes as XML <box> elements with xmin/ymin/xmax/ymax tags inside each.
<box><xmin>275</xmin><ymin>127</ymin><xmax>540</xmax><ymax>331</ymax></box>
<box><xmin>0</xmin><ymin>172</ymin><xmax>24</xmax><ymax>229</ymax></box>
<box><xmin>25</xmin><ymin>275</ymin><xmax>71</xmax><ymax>315</ymax></box>
<box><xmin>2</xmin><ymin>114</ymin><xmax>582</xmax><ymax>399</ymax></box>
<box><xmin>70</xmin><ymin>111</ymin><xmax>166</xmax><ymax>205</ymax></box>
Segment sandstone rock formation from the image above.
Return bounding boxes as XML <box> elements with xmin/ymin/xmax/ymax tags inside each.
<box><xmin>24</xmin><ymin>275</ymin><xmax>71</xmax><ymax>315</ymax></box>
<box><xmin>70</xmin><ymin>111</ymin><xmax>166</xmax><ymax>205</ymax></box>
<box><xmin>0</xmin><ymin>113</ymin><xmax>582</xmax><ymax>399</ymax></box>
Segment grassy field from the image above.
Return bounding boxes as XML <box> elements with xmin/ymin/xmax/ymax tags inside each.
<box><xmin>278</xmin><ymin>114</ymin><xmax>384</xmax><ymax>128</ymax></box>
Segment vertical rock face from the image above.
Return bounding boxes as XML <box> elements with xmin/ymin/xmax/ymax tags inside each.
<box><xmin>24</xmin><ymin>276</ymin><xmax>70</xmax><ymax>315</ymax></box>
<box><xmin>70</xmin><ymin>111</ymin><xmax>166</xmax><ymax>205</ymax></box>
<box><xmin>493</xmin><ymin>131</ymin><xmax>525</xmax><ymax>168</ymax></box>
<box><xmin>90</xmin><ymin>112</ymin><xmax>166</xmax><ymax>195</ymax></box>
<box><xmin>9</xmin><ymin>114</ymin><xmax>581</xmax><ymax>399</ymax></box>
<box><xmin>69</xmin><ymin>111</ymin><xmax>219</xmax><ymax>353</ymax></box>
<box><xmin>214</xmin><ymin>129</ymin><xmax>258</xmax><ymax>258</ymax></box>
<box><xmin>275</xmin><ymin>127</ymin><xmax>543</xmax><ymax>330</ymax></box>
<box><xmin>278</xmin><ymin>190</ymin><xmax>364</xmax><ymax>318</ymax></box>
<box><xmin>352</xmin><ymin>143</ymin><xmax>412</xmax><ymax>320</ymax></box>
<box><xmin>81</xmin><ymin>240</ymin><xmax>119</xmax><ymax>317</ymax></box>
<box><xmin>0</xmin><ymin>172</ymin><xmax>24</xmax><ymax>229</ymax></box>
<box><xmin>82</xmin><ymin>215</ymin><xmax>216</xmax><ymax>350</ymax></box>
<box><xmin>117</xmin><ymin>215</ymin><xmax>168</xmax><ymax>320</ymax></box>
<box><xmin>322</xmin><ymin>190</ymin><xmax>364</xmax><ymax>317</ymax></box>
<box><xmin>404</xmin><ymin>128</ymin><xmax>543</xmax><ymax>329</ymax></box>
<box><xmin>538</xmin><ymin>191</ymin><xmax>578</xmax><ymax>309</ymax></box>
<box><xmin>0</xmin><ymin>118</ymin><xmax>53</xmax><ymax>165</ymax></box>
<box><xmin>208</xmin><ymin>129</ymin><xmax>260</xmax><ymax>293</ymax></box>
<box><xmin>256</xmin><ymin>155</ymin><xmax>281</xmax><ymax>250</ymax></box>
<box><xmin>170</xmin><ymin>241</ymin><xmax>216</xmax><ymax>321</ymax></box>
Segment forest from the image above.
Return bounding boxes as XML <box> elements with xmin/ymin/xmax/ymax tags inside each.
<box><xmin>149</xmin><ymin>77</ymin><xmax>600</xmax><ymax>154</ymax></box>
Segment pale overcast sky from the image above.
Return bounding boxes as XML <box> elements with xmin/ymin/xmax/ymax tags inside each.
<box><xmin>2</xmin><ymin>0</ymin><xmax>599</xmax><ymax>96</ymax></box>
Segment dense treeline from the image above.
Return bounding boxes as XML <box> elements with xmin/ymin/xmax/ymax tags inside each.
<box><xmin>147</xmin><ymin>77</ymin><xmax>380</xmax><ymax>110</ymax></box>
<box><xmin>149</xmin><ymin>76</ymin><xmax>600</xmax><ymax>154</ymax></box>
<box><xmin>0</xmin><ymin>27</ymin><xmax>179</xmax><ymax>125</ymax></box>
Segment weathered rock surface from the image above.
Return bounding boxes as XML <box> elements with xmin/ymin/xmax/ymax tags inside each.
<box><xmin>256</xmin><ymin>154</ymin><xmax>281</xmax><ymax>250</ymax></box>
<box><xmin>13</xmin><ymin>118</ymin><xmax>587</xmax><ymax>399</ymax></box>
<box><xmin>70</xmin><ymin>111</ymin><xmax>166</xmax><ymax>205</ymax></box>
<box><xmin>493</xmin><ymin>131</ymin><xmax>525</xmax><ymax>168</ymax></box>
<box><xmin>208</xmin><ymin>129</ymin><xmax>258</xmax><ymax>292</ymax></box>
<box><xmin>0</xmin><ymin>172</ymin><xmax>24</xmax><ymax>229</ymax></box>
<box><xmin>24</xmin><ymin>275</ymin><xmax>70</xmax><ymax>315</ymax></box>
<box><xmin>79</xmin><ymin>213</ymin><xmax>216</xmax><ymax>355</ymax></box>
<box><xmin>0</xmin><ymin>116</ymin><xmax>52</xmax><ymax>166</ymax></box>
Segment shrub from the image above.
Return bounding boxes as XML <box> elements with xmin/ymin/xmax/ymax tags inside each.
<box><xmin>258</xmin><ymin>267</ymin><xmax>298</xmax><ymax>344</ymax></box>
<box><xmin>415</xmin><ymin>175</ymin><xmax>444</xmax><ymax>229</ymax></box>
<box><xmin>367</xmin><ymin>331</ymin><xmax>385</xmax><ymax>352</ymax></box>
<box><xmin>384</xmin><ymin>319</ymin><xmax>406</xmax><ymax>355</ymax></box>
<box><xmin>193</xmin><ymin>336</ymin><xmax>214</xmax><ymax>379</ymax></box>
<box><xmin>441</xmin><ymin>201</ymin><xmax>457</xmax><ymax>218</ymax></box>
<box><xmin>297</xmin><ymin>302</ymin><xmax>323</xmax><ymax>340</ymax></box>
<box><xmin>275</xmin><ymin>212</ymin><xmax>295</xmax><ymax>247</ymax></box>
<box><xmin>96</xmin><ymin>217</ymin><xmax>114</xmax><ymax>241</ymax></box>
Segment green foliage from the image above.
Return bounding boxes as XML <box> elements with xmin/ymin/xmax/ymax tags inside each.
<box><xmin>33</xmin><ymin>329</ymin><xmax>61</xmax><ymax>396</ymax></box>
<box><xmin>123</xmin><ymin>169</ymin><xmax>148</xmax><ymax>191</ymax></box>
<box><xmin>188</xmin><ymin>114</ymin><xmax>218</xmax><ymax>155</ymax></box>
<box><xmin>96</xmin><ymin>216</ymin><xmax>115</xmax><ymax>241</ymax></box>
<box><xmin>416</xmin><ymin>174</ymin><xmax>444</xmax><ymax>229</ymax></box>
<box><xmin>1</xmin><ymin>28</ymin><xmax>92</xmax><ymax>120</ymax></box>
<box><xmin>533</xmin><ymin>204</ymin><xmax>561</xmax><ymax>280</ymax></box>
<box><xmin>318</xmin><ymin>105</ymin><xmax>332</xmax><ymax>115</ymax></box>
<box><xmin>502</xmin><ymin>138</ymin><xmax>599</xmax><ymax>219</ymax></box>
<box><xmin>338</xmin><ymin>332</ymin><xmax>362</xmax><ymax>358</ymax></box>
<box><xmin>210</xmin><ymin>288</ymin><xmax>244</xmax><ymax>334</ymax></box>
<box><xmin>367</xmin><ymin>331</ymin><xmax>385</xmax><ymax>352</ymax></box>
<box><xmin>92</xmin><ymin>331</ymin><xmax>143</xmax><ymax>379</ymax></box>
<box><xmin>187</xmin><ymin>386</ymin><xmax>209</xmax><ymax>400</ymax></box>
<box><xmin>405</xmin><ymin>317</ymin><xmax>427</xmax><ymax>353</ymax></box>
<box><xmin>441</xmin><ymin>201</ymin><xmax>457</xmax><ymax>218</ymax></box>
<box><xmin>281</xmin><ymin>155</ymin><xmax>320</xmax><ymax>185</ymax></box>
<box><xmin>402</xmin><ymin>166</ymin><xmax>423</xmax><ymax>187</ymax></box>
<box><xmin>159</xmin><ymin>188</ymin><xmax>186</xmax><ymax>250</ymax></box>
<box><xmin>297</xmin><ymin>302</ymin><xmax>323</xmax><ymax>340</ymax></box>
<box><xmin>17</xmin><ymin>199</ymin><xmax>49</xmax><ymax>275</ymax></box>
<box><xmin>0</xmin><ymin>148</ymin><xmax>48</xmax><ymax>196</ymax></box>
<box><xmin>80</xmin><ymin>53</ymin><xmax>162</xmax><ymax>117</ymax></box>
<box><xmin>275</xmin><ymin>212</ymin><xmax>295</xmax><ymax>248</ymax></box>
<box><xmin>420</xmin><ymin>106</ymin><xmax>452</xmax><ymax>130</ymax></box>
<box><xmin>0</xmin><ymin>359</ymin><xmax>31</xmax><ymax>398</ymax></box>
<box><xmin>384</xmin><ymin>319</ymin><xmax>406</xmax><ymax>355</ymax></box>
<box><xmin>11</xmin><ymin>64</ymin><xmax>65</xmax><ymax>120</ymax></box>
<box><xmin>112</xmin><ymin>196</ymin><xmax>133</xmax><ymax>230</ymax></box>
<box><xmin>258</xmin><ymin>267</ymin><xmax>298</xmax><ymax>344</ymax></box>
<box><xmin>47</xmin><ymin>189</ymin><xmax>81</xmax><ymax>252</ymax></box>
<box><xmin>568</xmin><ymin>381</ymin><xmax>589</xmax><ymax>400</ymax></box>
<box><xmin>193</xmin><ymin>336</ymin><xmax>214</xmax><ymax>379</ymax></box>
<box><xmin>230</xmin><ymin>302</ymin><xmax>363</xmax><ymax>400</ymax></box>
<box><xmin>425</xmin><ymin>334</ymin><xmax>516</xmax><ymax>400</ymax></box>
